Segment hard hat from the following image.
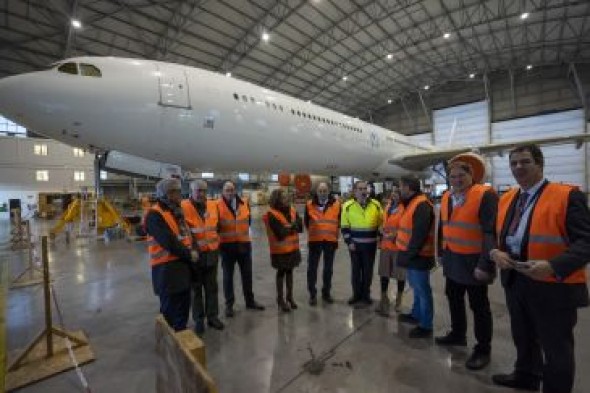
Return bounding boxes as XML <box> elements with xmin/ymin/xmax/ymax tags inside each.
<box><xmin>448</xmin><ymin>152</ymin><xmax>486</xmax><ymax>184</ymax></box>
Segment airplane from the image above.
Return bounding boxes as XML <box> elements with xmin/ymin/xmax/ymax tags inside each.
<box><xmin>0</xmin><ymin>56</ymin><xmax>589</xmax><ymax>180</ymax></box>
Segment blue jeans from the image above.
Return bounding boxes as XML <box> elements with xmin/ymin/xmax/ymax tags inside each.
<box><xmin>407</xmin><ymin>269</ymin><xmax>433</xmax><ymax>330</ymax></box>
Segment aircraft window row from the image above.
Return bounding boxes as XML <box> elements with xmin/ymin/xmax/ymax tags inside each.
<box><xmin>232</xmin><ymin>92</ymin><xmax>363</xmax><ymax>133</ymax></box>
<box><xmin>57</xmin><ymin>62</ymin><xmax>102</xmax><ymax>77</ymax></box>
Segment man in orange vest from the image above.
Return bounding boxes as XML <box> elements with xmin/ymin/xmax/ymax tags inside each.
<box><xmin>305</xmin><ymin>182</ymin><xmax>341</xmax><ymax>306</ymax></box>
<box><xmin>491</xmin><ymin>144</ymin><xmax>590</xmax><ymax>393</ymax></box>
<box><xmin>145</xmin><ymin>179</ymin><xmax>198</xmax><ymax>331</ymax></box>
<box><xmin>181</xmin><ymin>180</ymin><xmax>224</xmax><ymax>335</ymax></box>
<box><xmin>436</xmin><ymin>155</ymin><xmax>497</xmax><ymax>370</ymax></box>
<box><xmin>218</xmin><ymin>181</ymin><xmax>265</xmax><ymax>318</ymax></box>
<box><xmin>396</xmin><ymin>175</ymin><xmax>436</xmax><ymax>339</ymax></box>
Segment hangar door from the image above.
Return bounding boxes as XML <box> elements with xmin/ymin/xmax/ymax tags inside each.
<box><xmin>492</xmin><ymin>109</ymin><xmax>586</xmax><ymax>191</ymax></box>
<box><xmin>156</xmin><ymin>64</ymin><xmax>191</xmax><ymax>109</ymax></box>
<box><xmin>433</xmin><ymin>101</ymin><xmax>490</xmax><ymax>146</ymax></box>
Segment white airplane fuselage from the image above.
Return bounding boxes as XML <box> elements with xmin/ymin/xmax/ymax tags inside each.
<box><xmin>0</xmin><ymin>57</ymin><xmax>422</xmax><ymax>177</ymax></box>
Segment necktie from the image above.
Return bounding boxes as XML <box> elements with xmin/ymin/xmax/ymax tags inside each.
<box><xmin>508</xmin><ymin>192</ymin><xmax>529</xmax><ymax>236</ymax></box>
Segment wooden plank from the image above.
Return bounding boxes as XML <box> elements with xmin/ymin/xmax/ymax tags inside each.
<box><xmin>5</xmin><ymin>330</ymin><xmax>95</xmax><ymax>392</ymax></box>
<box><xmin>155</xmin><ymin>315</ymin><xmax>218</xmax><ymax>393</ymax></box>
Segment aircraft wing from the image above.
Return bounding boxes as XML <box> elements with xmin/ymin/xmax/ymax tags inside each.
<box><xmin>389</xmin><ymin>133</ymin><xmax>590</xmax><ymax>171</ymax></box>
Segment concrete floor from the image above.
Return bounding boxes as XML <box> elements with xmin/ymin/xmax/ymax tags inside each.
<box><xmin>2</xmin><ymin>209</ymin><xmax>589</xmax><ymax>393</ymax></box>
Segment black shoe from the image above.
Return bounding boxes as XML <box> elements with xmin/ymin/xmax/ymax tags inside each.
<box><xmin>435</xmin><ymin>331</ymin><xmax>467</xmax><ymax>347</ymax></box>
<box><xmin>347</xmin><ymin>297</ymin><xmax>360</xmax><ymax>305</ymax></box>
<box><xmin>194</xmin><ymin>320</ymin><xmax>205</xmax><ymax>336</ymax></box>
<box><xmin>225</xmin><ymin>306</ymin><xmax>234</xmax><ymax>318</ymax></box>
<box><xmin>309</xmin><ymin>296</ymin><xmax>317</xmax><ymax>306</ymax></box>
<box><xmin>465</xmin><ymin>351</ymin><xmax>490</xmax><ymax>370</ymax></box>
<box><xmin>207</xmin><ymin>317</ymin><xmax>225</xmax><ymax>331</ymax></box>
<box><xmin>246</xmin><ymin>301</ymin><xmax>265</xmax><ymax>311</ymax></box>
<box><xmin>491</xmin><ymin>373</ymin><xmax>540</xmax><ymax>391</ymax></box>
<box><xmin>398</xmin><ymin>313</ymin><xmax>419</xmax><ymax>324</ymax></box>
<box><xmin>409</xmin><ymin>326</ymin><xmax>433</xmax><ymax>339</ymax></box>
<box><xmin>362</xmin><ymin>298</ymin><xmax>373</xmax><ymax>305</ymax></box>
<box><xmin>322</xmin><ymin>294</ymin><xmax>334</xmax><ymax>304</ymax></box>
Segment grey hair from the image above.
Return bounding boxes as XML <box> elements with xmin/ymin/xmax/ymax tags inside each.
<box><xmin>190</xmin><ymin>180</ymin><xmax>208</xmax><ymax>192</ymax></box>
<box><xmin>155</xmin><ymin>178</ymin><xmax>181</xmax><ymax>198</ymax></box>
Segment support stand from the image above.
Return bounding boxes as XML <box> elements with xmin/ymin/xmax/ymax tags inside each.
<box><xmin>6</xmin><ymin>237</ymin><xmax>95</xmax><ymax>391</ymax></box>
<box><xmin>10</xmin><ymin>221</ymin><xmax>43</xmax><ymax>289</ymax></box>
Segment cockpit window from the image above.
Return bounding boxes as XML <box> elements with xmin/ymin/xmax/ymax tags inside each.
<box><xmin>57</xmin><ymin>62</ymin><xmax>78</xmax><ymax>75</ymax></box>
<box><xmin>80</xmin><ymin>64</ymin><xmax>102</xmax><ymax>77</ymax></box>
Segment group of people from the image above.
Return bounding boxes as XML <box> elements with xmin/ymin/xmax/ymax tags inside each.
<box><xmin>145</xmin><ymin>144</ymin><xmax>590</xmax><ymax>393</ymax></box>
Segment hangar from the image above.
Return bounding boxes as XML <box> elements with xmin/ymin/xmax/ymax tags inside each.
<box><xmin>0</xmin><ymin>1</ymin><xmax>589</xmax><ymax>392</ymax></box>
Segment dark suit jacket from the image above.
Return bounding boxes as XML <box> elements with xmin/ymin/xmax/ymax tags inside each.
<box><xmin>498</xmin><ymin>181</ymin><xmax>590</xmax><ymax>307</ymax></box>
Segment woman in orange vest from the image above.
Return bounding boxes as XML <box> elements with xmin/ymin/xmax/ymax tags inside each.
<box><xmin>375</xmin><ymin>187</ymin><xmax>406</xmax><ymax>316</ymax></box>
<box><xmin>436</xmin><ymin>156</ymin><xmax>497</xmax><ymax>371</ymax></box>
<box><xmin>263</xmin><ymin>189</ymin><xmax>303</xmax><ymax>312</ymax></box>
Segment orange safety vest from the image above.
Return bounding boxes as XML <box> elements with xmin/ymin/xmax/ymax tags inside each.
<box><xmin>147</xmin><ymin>204</ymin><xmax>192</xmax><ymax>266</ymax></box>
<box><xmin>440</xmin><ymin>184</ymin><xmax>491</xmax><ymax>254</ymax></box>
<box><xmin>381</xmin><ymin>203</ymin><xmax>404</xmax><ymax>251</ymax></box>
<box><xmin>395</xmin><ymin>194</ymin><xmax>435</xmax><ymax>257</ymax></box>
<box><xmin>181</xmin><ymin>199</ymin><xmax>220</xmax><ymax>252</ymax></box>
<box><xmin>497</xmin><ymin>183</ymin><xmax>586</xmax><ymax>284</ymax></box>
<box><xmin>263</xmin><ymin>207</ymin><xmax>300</xmax><ymax>255</ymax></box>
<box><xmin>218</xmin><ymin>198</ymin><xmax>251</xmax><ymax>243</ymax></box>
<box><xmin>306</xmin><ymin>200</ymin><xmax>340</xmax><ymax>243</ymax></box>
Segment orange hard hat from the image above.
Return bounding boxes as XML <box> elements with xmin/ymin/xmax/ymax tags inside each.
<box><xmin>448</xmin><ymin>152</ymin><xmax>486</xmax><ymax>184</ymax></box>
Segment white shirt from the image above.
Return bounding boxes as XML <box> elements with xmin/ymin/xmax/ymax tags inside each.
<box><xmin>506</xmin><ymin>178</ymin><xmax>547</xmax><ymax>257</ymax></box>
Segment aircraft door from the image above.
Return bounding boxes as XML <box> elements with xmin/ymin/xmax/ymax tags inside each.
<box><xmin>156</xmin><ymin>64</ymin><xmax>191</xmax><ymax>109</ymax></box>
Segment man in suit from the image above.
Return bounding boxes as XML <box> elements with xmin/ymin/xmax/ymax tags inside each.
<box><xmin>490</xmin><ymin>144</ymin><xmax>590</xmax><ymax>393</ymax></box>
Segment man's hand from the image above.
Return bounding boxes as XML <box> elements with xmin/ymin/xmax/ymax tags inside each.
<box><xmin>474</xmin><ymin>267</ymin><xmax>492</xmax><ymax>282</ymax></box>
<box><xmin>490</xmin><ymin>249</ymin><xmax>516</xmax><ymax>270</ymax></box>
<box><xmin>348</xmin><ymin>243</ymin><xmax>356</xmax><ymax>252</ymax></box>
<box><xmin>518</xmin><ymin>260</ymin><xmax>554</xmax><ymax>280</ymax></box>
<box><xmin>190</xmin><ymin>250</ymin><xmax>199</xmax><ymax>263</ymax></box>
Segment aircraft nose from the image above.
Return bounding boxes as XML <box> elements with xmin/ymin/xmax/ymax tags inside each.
<box><xmin>0</xmin><ymin>74</ymin><xmax>29</xmax><ymax>122</ymax></box>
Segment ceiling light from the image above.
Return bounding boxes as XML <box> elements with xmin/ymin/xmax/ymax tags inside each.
<box><xmin>226</xmin><ymin>72</ymin><xmax>232</xmax><ymax>77</ymax></box>
<box><xmin>261</xmin><ymin>32</ymin><xmax>270</xmax><ymax>42</ymax></box>
<box><xmin>526</xmin><ymin>64</ymin><xmax>533</xmax><ymax>70</ymax></box>
<box><xmin>386</xmin><ymin>53</ymin><xmax>393</xmax><ymax>60</ymax></box>
<box><xmin>443</xmin><ymin>32</ymin><xmax>451</xmax><ymax>39</ymax></box>
<box><xmin>387</xmin><ymin>99</ymin><xmax>392</xmax><ymax>104</ymax></box>
<box><xmin>71</xmin><ymin>19</ymin><xmax>82</xmax><ymax>29</ymax></box>
<box><xmin>342</xmin><ymin>76</ymin><xmax>348</xmax><ymax>81</ymax></box>
<box><xmin>520</xmin><ymin>12</ymin><xmax>529</xmax><ymax>20</ymax></box>
<box><xmin>469</xmin><ymin>73</ymin><xmax>475</xmax><ymax>79</ymax></box>
<box><xmin>424</xmin><ymin>85</ymin><xmax>430</xmax><ymax>90</ymax></box>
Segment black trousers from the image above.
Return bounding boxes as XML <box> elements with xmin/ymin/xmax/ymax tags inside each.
<box><xmin>445</xmin><ymin>277</ymin><xmax>492</xmax><ymax>353</ymax></box>
<box><xmin>505</xmin><ymin>273</ymin><xmax>578</xmax><ymax>393</ymax></box>
<box><xmin>349</xmin><ymin>244</ymin><xmax>377</xmax><ymax>301</ymax></box>
<box><xmin>307</xmin><ymin>241</ymin><xmax>336</xmax><ymax>298</ymax></box>
<box><xmin>221</xmin><ymin>249</ymin><xmax>254</xmax><ymax>307</ymax></box>
<box><xmin>192</xmin><ymin>263</ymin><xmax>219</xmax><ymax>322</ymax></box>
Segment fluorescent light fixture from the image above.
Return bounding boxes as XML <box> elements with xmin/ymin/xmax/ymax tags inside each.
<box><xmin>443</xmin><ymin>32</ymin><xmax>451</xmax><ymax>39</ymax></box>
<box><xmin>424</xmin><ymin>85</ymin><xmax>430</xmax><ymax>90</ymax></box>
<box><xmin>386</xmin><ymin>53</ymin><xmax>393</xmax><ymax>60</ymax></box>
<box><xmin>387</xmin><ymin>99</ymin><xmax>392</xmax><ymax>104</ymax></box>
<box><xmin>71</xmin><ymin>19</ymin><xmax>82</xmax><ymax>29</ymax></box>
<box><xmin>202</xmin><ymin>172</ymin><xmax>214</xmax><ymax>179</ymax></box>
<box><xmin>526</xmin><ymin>64</ymin><xmax>533</xmax><ymax>70</ymax></box>
<box><xmin>520</xmin><ymin>12</ymin><xmax>529</xmax><ymax>20</ymax></box>
<box><xmin>261</xmin><ymin>32</ymin><xmax>270</xmax><ymax>42</ymax></box>
<box><xmin>342</xmin><ymin>75</ymin><xmax>348</xmax><ymax>81</ymax></box>
<box><xmin>469</xmin><ymin>73</ymin><xmax>475</xmax><ymax>78</ymax></box>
